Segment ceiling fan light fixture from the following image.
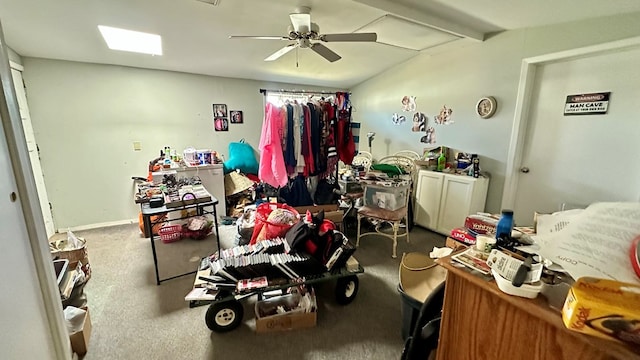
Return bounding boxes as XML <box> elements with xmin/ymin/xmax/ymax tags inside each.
<box><xmin>98</xmin><ymin>25</ymin><xmax>162</xmax><ymax>55</ymax></box>
<box><xmin>230</xmin><ymin>6</ymin><xmax>375</xmax><ymax>63</ymax></box>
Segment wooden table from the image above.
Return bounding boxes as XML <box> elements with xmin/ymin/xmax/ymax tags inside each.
<box><xmin>435</xmin><ymin>256</ymin><xmax>640</xmax><ymax>360</ymax></box>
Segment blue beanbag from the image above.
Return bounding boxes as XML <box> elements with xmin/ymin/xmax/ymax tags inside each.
<box><xmin>223</xmin><ymin>139</ymin><xmax>258</xmax><ymax>174</ymax></box>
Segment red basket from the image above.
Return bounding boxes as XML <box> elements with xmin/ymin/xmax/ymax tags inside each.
<box><xmin>158</xmin><ymin>224</ymin><xmax>183</xmax><ymax>243</ymax></box>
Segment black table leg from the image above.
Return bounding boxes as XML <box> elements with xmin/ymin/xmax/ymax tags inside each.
<box><xmin>145</xmin><ymin>214</ymin><xmax>161</xmax><ymax>285</ymax></box>
<box><xmin>213</xmin><ymin>205</ymin><xmax>221</xmax><ymax>252</ymax></box>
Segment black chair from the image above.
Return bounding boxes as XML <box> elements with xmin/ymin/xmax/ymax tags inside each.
<box><xmin>401</xmin><ymin>281</ymin><xmax>446</xmax><ymax>360</ymax></box>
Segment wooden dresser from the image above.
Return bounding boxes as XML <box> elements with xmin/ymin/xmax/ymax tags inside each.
<box><xmin>435</xmin><ymin>256</ymin><xmax>640</xmax><ymax>360</ymax></box>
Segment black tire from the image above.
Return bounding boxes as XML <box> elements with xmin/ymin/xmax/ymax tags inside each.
<box><xmin>205</xmin><ymin>300</ymin><xmax>244</xmax><ymax>332</ymax></box>
<box><xmin>335</xmin><ymin>275</ymin><xmax>359</xmax><ymax>305</ymax></box>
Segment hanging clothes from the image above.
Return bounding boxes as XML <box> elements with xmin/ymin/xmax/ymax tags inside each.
<box><xmin>308</xmin><ymin>102</ymin><xmax>322</xmax><ymax>175</ymax></box>
<box><xmin>259</xmin><ymin>103</ymin><xmax>288</xmax><ymax>188</ymax></box>
<box><xmin>294</xmin><ymin>103</ymin><xmax>305</xmax><ymax>173</ymax></box>
<box><xmin>302</xmin><ymin>104</ymin><xmax>315</xmax><ymax>176</ymax></box>
<box><xmin>284</xmin><ymin>103</ymin><xmax>296</xmax><ymax>172</ymax></box>
<box><xmin>320</xmin><ymin>101</ymin><xmax>338</xmax><ymax>179</ymax></box>
<box><xmin>336</xmin><ymin>108</ymin><xmax>356</xmax><ymax>165</ymax></box>
<box><xmin>279</xmin><ymin>174</ymin><xmax>314</xmax><ymax>207</ymax></box>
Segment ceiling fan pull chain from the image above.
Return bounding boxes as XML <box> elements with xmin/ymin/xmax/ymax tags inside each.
<box><xmin>296</xmin><ymin>46</ymin><xmax>299</xmax><ymax>68</ymax></box>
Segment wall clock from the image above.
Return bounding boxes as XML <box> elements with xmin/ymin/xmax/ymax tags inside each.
<box><xmin>476</xmin><ymin>96</ymin><xmax>497</xmax><ymax>119</ymax></box>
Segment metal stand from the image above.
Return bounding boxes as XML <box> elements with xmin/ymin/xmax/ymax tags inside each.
<box><xmin>141</xmin><ymin>197</ymin><xmax>220</xmax><ymax>285</ymax></box>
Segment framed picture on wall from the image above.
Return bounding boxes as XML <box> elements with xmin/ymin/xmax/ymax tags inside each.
<box><xmin>213</xmin><ymin>104</ymin><xmax>227</xmax><ymax>118</ymax></box>
<box><xmin>230</xmin><ymin>110</ymin><xmax>243</xmax><ymax>124</ymax></box>
<box><xmin>214</xmin><ymin>117</ymin><xmax>228</xmax><ymax>131</ymax></box>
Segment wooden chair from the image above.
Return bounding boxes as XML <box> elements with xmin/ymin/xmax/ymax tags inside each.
<box><xmin>356</xmin><ymin>180</ymin><xmax>411</xmax><ymax>258</ymax></box>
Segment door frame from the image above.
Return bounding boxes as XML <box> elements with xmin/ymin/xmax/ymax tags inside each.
<box><xmin>501</xmin><ymin>36</ymin><xmax>640</xmax><ymax>209</ymax></box>
<box><xmin>0</xmin><ymin>28</ymin><xmax>71</xmax><ymax>358</ymax></box>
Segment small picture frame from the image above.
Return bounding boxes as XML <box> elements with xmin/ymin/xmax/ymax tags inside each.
<box><xmin>213</xmin><ymin>104</ymin><xmax>227</xmax><ymax>118</ymax></box>
<box><xmin>230</xmin><ymin>110</ymin><xmax>243</xmax><ymax>124</ymax></box>
<box><xmin>214</xmin><ymin>117</ymin><xmax>228</xmax><ymax>131</ymax></box>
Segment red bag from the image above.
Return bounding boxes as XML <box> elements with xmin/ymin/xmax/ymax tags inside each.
<box><xmin>249</xmin><ymin>203</ymin><xmax>300</xmax><ymax>245</ymax></box>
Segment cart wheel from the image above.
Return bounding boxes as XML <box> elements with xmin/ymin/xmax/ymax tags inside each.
<box><xmin>335</xmin><ymin>276</ymin><xmax>359</xmax><ymax>305</ymax></box>
<box><xmin>205</xmin><ymin>300</ymin><xmax>244</xmax><ymax>332</ymax></box>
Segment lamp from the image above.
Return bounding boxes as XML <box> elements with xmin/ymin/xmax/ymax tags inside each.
<box><xmin>367</xmin><ymin>132</ymin><xmax>376</xmax><ymax>153</ymax></box>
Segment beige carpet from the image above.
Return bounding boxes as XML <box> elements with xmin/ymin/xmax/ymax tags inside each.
<box><xmin>58</xmin><ymin>223</ymin><xmax>444</xmax><ymax>360</ymax></box>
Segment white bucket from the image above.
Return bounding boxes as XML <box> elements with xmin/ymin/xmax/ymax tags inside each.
<box><xmin>183</xmin><ymin>147</ymin><xmax>197</xmax><ymax>163</ymax></box>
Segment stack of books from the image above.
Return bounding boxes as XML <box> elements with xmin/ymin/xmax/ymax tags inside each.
<box><xmin>209</xmin><ymin>252</ymin><xmax>324</xmax><ymax>282</ymax></box>
<box><xmin>216</xmin><ymin>237</ymin><xmax>291</xmax><ymax>260</ymax></box>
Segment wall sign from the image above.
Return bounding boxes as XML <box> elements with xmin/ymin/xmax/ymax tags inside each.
<box><xmin>564</xmin><ymin>92</ymin><xmax>610</xmax><ymax>116</ymax></box>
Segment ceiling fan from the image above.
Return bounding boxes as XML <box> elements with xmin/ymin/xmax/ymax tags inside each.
<box><xmin>229</xmin><ymin>6</ymin><xmax>377</xmax><ymax>63</ymax></box>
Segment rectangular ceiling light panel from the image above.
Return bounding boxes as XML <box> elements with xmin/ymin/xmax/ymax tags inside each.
<box><xmin>357</xmin><ymin>15</ymin><xmax>460</xmax><ymax>51</ymax></box>
<box><xmin>98</xmin><ymin>25</ymin><xmax>163</xmax><ymax>55</ymax></box>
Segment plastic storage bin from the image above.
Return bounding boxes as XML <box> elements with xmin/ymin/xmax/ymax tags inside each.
<box><xmin>362</xmin><ymin>182</ymin><xmax>410</xmax><ymax>211</ymax></box>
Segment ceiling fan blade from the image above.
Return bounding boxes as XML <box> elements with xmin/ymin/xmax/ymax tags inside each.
<box><xmin>310</xmin><ymin>43</ymin><xmax>341</xmax><ymax>62</ymax></box>
<box><xmin>264</xmin><ymin>44</ymin><xmax>297</xmax><ymax>61</ymax></box>
<box><xmin>289</xmin><ymin>13</ymin><xmax>311</xmax><ymax>32</ymax></box>
<box><xmin>229</xmin><ymin>35</ymin><xmax>289</xmax><ymax>40</ymax></box>
<box><xmin>320</xmin><ymin>32</ymin><xmax>377</xmax><ymax>42</ymax></box>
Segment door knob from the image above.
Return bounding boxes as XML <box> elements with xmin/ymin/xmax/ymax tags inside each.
<box><xmin>520</xmin><ymin>167</ymin><xmax>530</xmax><ymax>173</ymax></box>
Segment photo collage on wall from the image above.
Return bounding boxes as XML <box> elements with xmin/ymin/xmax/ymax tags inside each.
<box><xmin>399</xmin><ymin>95</ymin><xmax>456</xmax><ymax>145</ymax></box>
<box><xmin>213</xmin><ymin>104</ymin><xmax>228</xmax><ymax>131</ymax></box>
<box><xmin>213</xmin><ymin>104</ymin><xmax>244</xmax><ymax>131</ymax></box>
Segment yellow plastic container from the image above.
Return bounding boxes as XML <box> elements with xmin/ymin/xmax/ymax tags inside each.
<box><xmin>562</xmin><ymin>277</ymin><xmax>640</xmax><ymax>345</ymax></box>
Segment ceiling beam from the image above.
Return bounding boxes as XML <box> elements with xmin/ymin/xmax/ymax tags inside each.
<box><xmin>353</xmin><ymin>0</ymin><xmax>485</xmax><ymax>41</ymax></box>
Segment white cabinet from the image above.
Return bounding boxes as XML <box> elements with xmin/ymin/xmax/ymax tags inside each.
<box><xmin>414</xmin><ymin>169</ymin><xmax>489</xmax><ymax>235</ymax></box>
<box><xmin>414</xmin><ymin>171</ymin><xmax>444</xmax><ymax>230</ymax></box>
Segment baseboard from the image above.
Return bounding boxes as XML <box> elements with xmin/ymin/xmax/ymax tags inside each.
<box><xmin>58</xmin><ymin>218</ymin><xmax>137</xmax><ymax>233</ymax></box>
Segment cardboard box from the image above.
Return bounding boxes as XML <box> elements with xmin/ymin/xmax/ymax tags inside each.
<box><xmin>69</xmin><ymin>306</ymin><xmax>92</xmax><ymax>355</ymax></box>
<box><xmin>255</xmin><ymin>291</ymin><xmax>317</xmax><ymax>333</ymax></box>
<box><xmin>294</xmin><ymin>205</ymin><xmax>343</xmax><ymax>228</ymax></box>
<box><xmin>449</xmin><ymin>228</ymin><xmax>476</xmax><ymax>245</ymax></box>
<box><xmin>445</xmin><ymin>237</ymin><xmax>468</xmax><ymax>251</ymax></box>
<box><xmin>294</xmin><ymin>204</ymin><xmax>339</xmax><ymax>214</ymax></box>
<box><xmin>562</xmin><ymin>277</ymin><xmax>640</xmax><ymax>345</ymax></box>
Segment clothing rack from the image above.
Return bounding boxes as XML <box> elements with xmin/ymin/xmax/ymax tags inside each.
<box><xmin>259</xmin><ymin>88</ymin><xmax>351</xmax><ymax>96</ymax></box>
<box><xmin>259</xmin><ymin>89</ymin><xmax>353</xmax><ymax>199</ymax></box>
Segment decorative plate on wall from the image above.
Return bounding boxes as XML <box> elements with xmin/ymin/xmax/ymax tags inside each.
<box><xmin>476</xmin><ymin>96</ymin><xmax>497</xmax><ymax>119</ymax></box>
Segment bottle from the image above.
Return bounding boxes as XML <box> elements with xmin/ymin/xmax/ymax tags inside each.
<box><xmin>437</xmin><ymin>146</ymin><xmax>446</xmax><ymax>172</ymax></box>
<box><xmin>471</xmin><ymin>154</ymin><xmax>480</xmax><ymax>178</ymax></box>
<box><xmin>495</xmin><ymin>209</ymin><xmax>514</xmax><ymax>240</ymax></box>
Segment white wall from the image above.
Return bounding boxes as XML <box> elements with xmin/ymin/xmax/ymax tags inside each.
<box><xmin>350</xmin><ymin>12</ymin><xmax>640</xmax><ymax>213</ymax></box>
<box><xmin>21</xmin><ymin>59</ymin><xmax>332</xmax><ymax>229</ymax></box>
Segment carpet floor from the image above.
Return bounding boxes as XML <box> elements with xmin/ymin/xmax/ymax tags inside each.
<box><xmin>58</xmin><ymin>223</ymin><xmax>444</xmax><ymax>360</ymax></box>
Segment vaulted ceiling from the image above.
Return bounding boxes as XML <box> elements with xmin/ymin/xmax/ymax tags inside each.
<box><xmin>2</xmin><ymin>0</ymin><xmax>640</xmax><ymax>88</ymax></box>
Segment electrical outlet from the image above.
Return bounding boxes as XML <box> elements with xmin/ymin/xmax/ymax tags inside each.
<box><xmin>133</xmin><ymin>141</ymin><xmax>142</xmax><ymax>151</ymax></box>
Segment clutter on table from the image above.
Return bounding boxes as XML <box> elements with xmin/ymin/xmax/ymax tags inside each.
<box><xmin>416</xmin><ymin>146</ymin><xmax>483</xmax><ymax>178</ymax></box>
<box><xmin>447</xmin><ymin>202</ymin><xmax>640</xmax><ymax>348</ymax></box>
